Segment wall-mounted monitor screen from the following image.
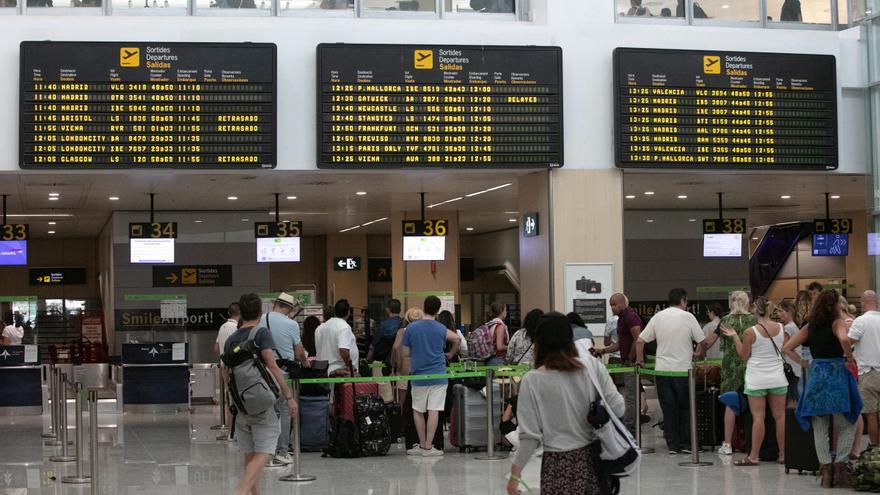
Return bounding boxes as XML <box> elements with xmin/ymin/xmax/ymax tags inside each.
<box><xmin>257</xmin><ymin>237</ymin><xmax>301</xmax><ymax>263</ymax></box>
<box><xmin>703</xmin><ymin>233</ymin><xmax>742</xmax><ymax>258</ymax></box>
<box><xmin>812</xmin><ymin>233</ymin><xmax>848</xmax><ymax>257</ymax></box>
<box><xmin>0</xmin><ymin>240</ymin><xmax>28</xmax><ymax>266</ymax></box>
<box><xmin>869</xmin><ymin>233</ymin><xmax>880</xmax><ymax>256</ymax></box>
<box><xmin>130</xmin><ymin>238</ymin><xmax>175</xmax><ymax>264</ymax></box>
<box><xmin>403</xmin><ymin>236</ymin><xmax>446</xmax><ymax>261</ymax></box>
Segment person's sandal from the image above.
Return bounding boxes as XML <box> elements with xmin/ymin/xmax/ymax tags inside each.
<box><xmin>776</xmin><ymin>458</ymin><xmax>785</xmax><ymax>465</ymax></box>
<box><xmin>734</xmin><ymin>457</ymin><xmax>760</xmax><ymax>466</ymax></box>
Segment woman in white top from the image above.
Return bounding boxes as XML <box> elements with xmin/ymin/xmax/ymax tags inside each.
<box><xmin>1</xmin><ymin>314</ymin><xmax>24</xmax><ymax>345</ymax></box>
<box><xmin>721</xmin><ymin>296</ymin><xmax>788</xmax><ymax>466</ymax></box>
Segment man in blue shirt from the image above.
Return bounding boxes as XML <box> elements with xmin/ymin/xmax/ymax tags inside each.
<box><xmin>258</xmin><ymin>292</ymin><xmax>309</xmax><ymax>465</ymax></box>
<box><xmin>402</xmin><ymin>296</ymin><xmax>460</xmax><ymax>457</ymax></box>
<box><xmin>366</xmin><ymin>299</ymin><xmax>402</xmax><ymax>363</ymax></box>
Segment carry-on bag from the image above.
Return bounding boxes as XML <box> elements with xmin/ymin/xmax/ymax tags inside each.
<box><xmin>299</xmin><ymin>395</ymin><xmax>330</xmax><ymax>452</ymax></box>
<box><xmin>448</xmin><ymin>383</ymin><xmax>502</xmax><ymax>452</ymax></box>
<box><xmin>785</xmin><ymin>408</ymin><xmax>820</xmax><ymax>475</ymax></box>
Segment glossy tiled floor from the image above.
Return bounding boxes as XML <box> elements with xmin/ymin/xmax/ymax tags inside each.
<box><xmin>0</xmin><ymin>404</ymin><xmax>858</xmax><ymax>494</ymax></box>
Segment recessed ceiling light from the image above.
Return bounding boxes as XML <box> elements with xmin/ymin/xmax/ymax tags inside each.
<box><xmin>286</xmin><ymin>196</ymin><xmax>297</xmax><ymax>200</ymax></box>
<box><xmin>428</xmin><ymin>197</ymin><xmax>463</xmax><ymax>209</ymax></box>
<box><xmin>48</xmin><ymin>231</ymin><xmax>56</xmax><ymax>234</ymax></box>
<box><xmin>780</xmin><ymin>195</ymin><xmax>791</xmax><ymax>199</ymax></box>
<box><xmin>241</xmin><ymin>218</ymin><xmax>249</xmax><ymax>222</ymax></box>
<box><xmin>48</xmin><ymin>197</ymin><xmax>59</xmax><ymax>201</ymax></box>
<box><xmin>625</xmin><ymin>195</ymin><xmax>636</xmax><ymax>199</ymax></box>
<box><xmin>644</xmin><ymin>191</ymin><xmax>654</xmax><ymax>196</ymax></box>
<box><xmin>465</xmin><ymin>183</ymin><xmax>513</xmax><ymax>198</ymax></box>
<box><xmin>504</xmin><ymin>211</ymin><xmax>520</xmax><ymax>215</ymax></box>
<box><xmin>48</xmin><ymin>193</ymin><xmax>59</xmax><ymax>197</ymax></box>
<box><xmin>646</xmin><ymin>219</ymin><xmax>655</xmax><ymax>223</ymax></box>
<box><xmin>227</xmin><ymin>196</ymin><xmax>238</xmax><ymax>200</ymax></box>
<box><xmin>677</xmin><ymin>195</ymin><xmax>688</xmax><ymax>199</ymax></box>
<box><xmin>194</xmin><ymin>220</ymin><xmax>203</xmax><ymax>223</ymax></box>
<box><xmin>48</xmin><ymin>221</ymin><xmax>56</xmax><ymax>225</ymax></box>
<box><xmin>688</xmin><ymin>218</ymin><xmax>697</xmax><ymax>222</ymax></box>
<box><xmin>356</xmin><ymin>191</ymin><xmax>367</xmax><ymax>196</ymax></box>
<box><xmin>339</xmin><ymin>225</ymin><xmax>361</xmax><ymax>233</ymax></box>
<box><xmin>830</xmin><ymin>195</ymin><xmax>841</xmax><ymax>199</ymax></box>
<box><xmin>466</xmin><ymin>227</ymin><xmax>475</xmax><ymax>231</ymax></box>
<box><xmin>108</xmin><ymin>196</ymin><xmax>119</xmax><ymax>201</ymax></box>
<box><xmin>721</xmin><ymin>4</ymin><xmax>730</xmax><ymax>8</ymax></box>
<box><xmin>508</xmin><ymin>218</ymin><xmax>517</xmax><ymax>223</ymax></box>
<box><xmin>752</xmin><ymin>237</ymin><xmax>759</xmax><ymax>240</ymax></box>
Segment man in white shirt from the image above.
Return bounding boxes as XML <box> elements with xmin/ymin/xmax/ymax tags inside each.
<box><xmin>213</xmin><ymin>303</ymin><xmax>241</xmax><ymax>356</ymax></box>
<box><xmin>316</xmin><ymin>299</ymin><xmax>358</xmax><ymax>375</ymax></box>
<box><xmin>1</xmin><ymin>313</ymin><xmax>24</xmax><ymax>345</ymax></box>
<box><xmin>848</xmin><ymin>290</ymin><xmax>880</xmax><ymax>446</ymax></box>
<box><xmin>636</xmin><ymin>288</ymin><xmax>705</xmax><ymax>455</ymax></box>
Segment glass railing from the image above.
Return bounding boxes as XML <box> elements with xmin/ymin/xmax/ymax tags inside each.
<box><xmin>617</xmin><ymin>0</ymin><xmax>860</xmax><ymax>28</ymax></box>
<box><xmin>7</xmin><ymin>0</ymin><xmax>527</xmax><ymax>16</ymax></box>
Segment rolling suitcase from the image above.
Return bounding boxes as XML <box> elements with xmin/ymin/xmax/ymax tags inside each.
<box><xmin>335</xmin><ymin>382</ymin><xmax>380</xmax><ymax>422</ymax></box>
<box><xmin>299</xmin><ymin>395</ymin><xmax>330</xmax><ymax>452</ymax></box>
<box><xmin>355</xmin><ymin>393</ymin><xmax>391</xmax><ymax>456</ymax></box>
<box><xmin>785</xmin><ymin>408</ymin><xmax>820</xmax><ymax>475</ymax></box>
<box><xmin>695</xmin><ymin>388</ymin><xmax>724</xmax><ymax>449</ymax></box>
<box><xmin>449</xmin><ymin>383</ymin><xmax>502</xmax><ymax>453</ymax></box>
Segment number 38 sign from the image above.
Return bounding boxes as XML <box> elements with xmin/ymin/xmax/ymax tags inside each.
<box><xmin>403</xmin><ymin>219</ymin><xmax>448</xmax><ymax>237</ymax></box>
<box><xmin>1</xmin><ymin>223</ymin><xmax>28</xmax><ymax>241</ymax></box>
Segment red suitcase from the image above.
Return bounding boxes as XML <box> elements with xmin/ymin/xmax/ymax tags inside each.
<box><xmin>334</xmin><ymin>382</ymin><xmax>379</xmax><ymax>422</ymax></box>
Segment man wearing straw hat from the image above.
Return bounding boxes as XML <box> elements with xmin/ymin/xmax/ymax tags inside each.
<box><xmin>259</xmin><ymin>292</ymin><xmax>310</xmax><ymax>465</ymax></box>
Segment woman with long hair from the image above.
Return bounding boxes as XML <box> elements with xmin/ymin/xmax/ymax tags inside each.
<box><xmin>721</xmin><ymin>297</ymin><xmax>788</xmax><ymax>466</ymax></box>
<box><xmin>506</xmin><ymin>312</ymin><xmax>624</xmax><ymax>495</ymax></box>
<box><xmin>301</xmin><ymin>315</ymin><xmax>320</xmax><ymax>357</ymax></box>
<box><xmin>506</xmin><ymin>308</ymin><xmax>544</xmax><ymax>366</ymax></box>
<box><xmin>783</xmin><ymin>290</ymin><xmax>862</xmax><ymax>488</ymax></box>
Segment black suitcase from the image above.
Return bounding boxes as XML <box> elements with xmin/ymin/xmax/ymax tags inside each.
<box><xmin>785</xmin><ymin>408</ymin><xmax>820</xmax><ymax>475</ymax></box>
<box><xmin>743</xmin><ymin>403</ymin><xmax>779</xmax><ymax>461</ymax></box>
<box><xmin>695</xmin><ymin>388</ymin><xmax>724</xmax><ymax>449</ymax></box>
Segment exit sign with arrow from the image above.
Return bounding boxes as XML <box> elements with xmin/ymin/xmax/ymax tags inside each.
<box><xmin>333</xmin><ymin>257</ymin><xmax>361</xmax><ymax>271</ymax></box>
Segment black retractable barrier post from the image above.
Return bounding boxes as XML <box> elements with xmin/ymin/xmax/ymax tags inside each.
<box><xmin>62</xmin><ymin>382</ymin><xmax>90</xmax><ymax>484</ymax></box>
<box><xmin>50</xmin><ymin>373</ymin><xmax>75</xmax><ymax>462</ymax></box>
<box><xmin>42</xmin><ymin>364</ymin><xmax>57</xmax><ymax>439</ymax></box>
<box><xmin>280</xmin><ymin>379</ymin><xmax>316</xmax><ymax>483</ymax></box>
<box><xmin>475</xmin><ymin>369</ymin><xmax>507</xmax><ymax>461</ymax></box>
<box><xmin>678</xmin><ymin>368</ymin><xmax>712</xmax><ymax>467</ymax></box>
<box><xmin>89</xmin><ymin>390</ymin><xmax>100</xmax><ymax>495</ymax></box>
<box><xmin>635</xmin><ymin>366</ymin><xmax>655</xmax><ymax>454</ymax></box>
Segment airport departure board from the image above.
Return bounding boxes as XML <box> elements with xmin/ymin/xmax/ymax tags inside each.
<box><xmin>613</xmin><ymin>48</ymin><xmax>837</xmax><ymax>170</ymax></box>
<box><xmin>20</xmin><ymin>41</ymin><xmax>276</xmax><ymax>169</ymax></box>
<box><xmin>317</xmin><ymin>43</ymin><xmax>563</xmax><ymax>169</ymax></box>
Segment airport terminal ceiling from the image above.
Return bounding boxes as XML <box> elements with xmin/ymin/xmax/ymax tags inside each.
<box><xmin>0</xmin><ymin>171</ymin><xmax>528</xmax><ymax>238</ymax></box>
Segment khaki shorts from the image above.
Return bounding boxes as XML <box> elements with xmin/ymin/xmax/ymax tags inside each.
<box><xmin>411</xmin><ymin>384</ymin><xmax>448</xmax><ymax>413</ymax></box>
<box><xmin>859</xmin><ymin>369</ymin><xmax>880</xmax><ymax>414</ymax></box>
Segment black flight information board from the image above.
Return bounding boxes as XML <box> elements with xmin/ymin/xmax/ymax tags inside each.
<box><xmin>20</xmin><ymin>41</ymin><xmax>277</xmax><ymax>170</ymax></box>
<box><xmin>317</xmin><ymin>43</ymin><xmax>563</xmax><ymax>169</ymax></box>
<box><xmin>613</xmin><ymin>48</ymin><xmax>837</xmax><ymax>170</ymax></box>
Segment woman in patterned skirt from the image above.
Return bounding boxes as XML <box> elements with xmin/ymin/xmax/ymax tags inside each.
<box><xmin>506</xmin><ymin>312</ymin><xmax>624</xmax><ymax>495</ymax></box>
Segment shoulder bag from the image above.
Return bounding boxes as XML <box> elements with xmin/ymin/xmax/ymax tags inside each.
<box><xmin>584</xmin><ymin>359</ymin><xmax>641</xmax><ymax>477</ymax></box>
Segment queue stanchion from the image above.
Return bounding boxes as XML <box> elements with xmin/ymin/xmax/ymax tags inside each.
<box><xmin>678</xmin><ymin>368</ymin><xmax>712</xmax><ymax>468</ymax></box>
<box><xmin>62</xmin><ymin>382</ymin><xmax>90</xmax><ymax>484</ymax></box>
<box><xmin>475</xmin><ymin>368</ymin><xmax>507</xmax><ymax>461</ymax></box>
<box><xmin>88</xmin><ymin>389</ymin><xmax>100</xmax><ymax>495</ymax></box>
<box><xmin>280</xmin><ymin>378</ymin><xmax>316</xmax><ymax>483</ymax></box>
<box><xmin>212</xmin><ymin>364</ymin><xmax>230</xmax><ymax>433</ymax></box>
<box><xmin>635</xmin><ymin>366</ymin><xmax>655</xmax><ymax>454</ymax></box>
<box><xmin>45</xmin><ymin>368</ymin><xmax>64</xmax><ymax>446</ymax></box>
<box><xmin>42</xmin><ymin>364</ymin><xmax>57</xmax><ymax>439</ymax></box>
<box><xmin>50</xmin><ymin>373</ymin><xmax>76</xmax><ymax>462</ymax></box>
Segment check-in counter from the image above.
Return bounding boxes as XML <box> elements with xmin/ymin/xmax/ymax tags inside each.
<box><xmin>0</xmin><ymin>345</ymin><xmax>42</xmax><ymax>415</ymax></box>
<box><xmin>121</xmin><ymin>343</ymin><xmax>190</xmax><ymax>413</ymax></box>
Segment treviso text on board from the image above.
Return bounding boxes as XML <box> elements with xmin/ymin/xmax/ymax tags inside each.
<box><xmin>613</xmin><ymin>48</ymin><xmax>837</xmax><ymax>170</ymax></box>
<box><xmin>20</xmin><ymin>41</ymin><xmax>277</xmax><ymax>169</ymax></box>
<box><xmin>317</xmin><ymin>44</ymin><xmax>563</xmax><ymax>169</ymax></box>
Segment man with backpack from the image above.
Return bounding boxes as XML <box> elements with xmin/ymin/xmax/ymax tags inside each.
<box><xmin>223</xmin><ymin>293</ymin><xmax>297</xmax><ymax>495</ymax></box>
<box><xmin>366</xmin><ymin>298</ymin><xmax>402</xmax><ymax>365</ymax></box>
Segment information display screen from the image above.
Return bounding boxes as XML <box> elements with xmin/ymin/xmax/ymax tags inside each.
<box><xmin>20</xmin><ymin>41</ymin><xmax>277</xmax><ymax>169</ymax></box>
<box><xmin>812</xmin><ymin>234</ymin><xmax>848</xmax><ymax>257</ymax></box>
<box><xmin>317</xmin><ymin>43</ymin><xmax>563</xmax><ymax>169</ymax></box>
<box><xmin>403</xmin><ymin>236</ymin><xmax>446</xmax><ymax>261</ymax></box>
<box><xmin>703</xmin><ymin>234</ymin><xmax>742</xmax><ymax>258</ymax></box>
<box><xmin>869</xmin><ymin>233</ymin><xmax>880</xmax><ymax>256</ymax></box>
<box><xmin>130</xmin><ymin>238</ymin><xmax>175</xmax><ymax>264</ymax></box>
<box><xmin>257</xmin><ymin>237</ymin><xmax>301</xmax><ymax>263</ymax></box>
<box><xmin>614</xmin><ymin>48</ymin><xmax>837</xmax><ymax>170</ymax></box>
<box><xmin>0</xmin><ymin>241</ymin><xmax>27</xmax><ymax>266</ymax></box>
